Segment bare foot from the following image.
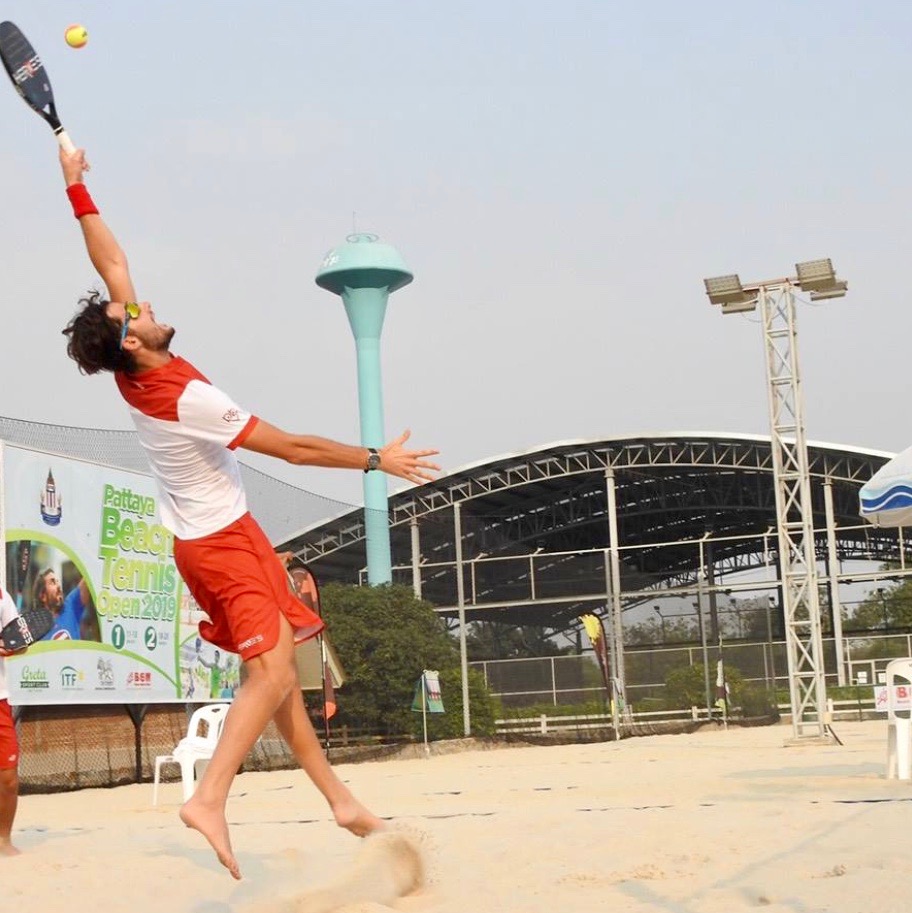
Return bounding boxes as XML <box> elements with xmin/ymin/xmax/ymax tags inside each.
<box><xmin>0</xmin><ymin>841</ymin><xmax>21</xmax><ymax>857</ymax></box>
<box><xmin>330</xmin><ymin>795</ymin><xmax>385</xmax><ymax>837</ymax></box>
<box><xmin>179</xmin><ymin>796</ymin><xmax>240</xmax><ymax>879</ymax></box>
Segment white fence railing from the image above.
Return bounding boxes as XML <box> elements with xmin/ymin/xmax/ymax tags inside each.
<box><xmin>495</xmin><ymin>695</ymin><xmax>891</xmax><ymax>736</ymax></box>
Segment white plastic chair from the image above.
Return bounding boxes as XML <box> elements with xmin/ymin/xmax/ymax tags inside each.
<box><xmin>152</xmin><ymin>703</ymin><xmax>230</xmax><ymax>804</ymax></box>
<box><xmin>885</xmin><ymin>658</ymin><xmax>912</xmax><ymax>780</ymax></box>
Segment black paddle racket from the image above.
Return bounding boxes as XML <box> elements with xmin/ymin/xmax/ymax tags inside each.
<box><xmin>0</xmin><ymin>20</ymin><xmax>75</xmax><ymax>152</ymax></box>
<box><xmin>0</xmin><ymin>606</ymin><xmax>54</xmax><ymax>652</ymax></box>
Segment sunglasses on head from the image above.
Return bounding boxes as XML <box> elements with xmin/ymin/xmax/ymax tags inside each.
<box><xmin>119</xmin><ymin>302</ymin><xmax>141</xmax><ymax>349</ymax></box>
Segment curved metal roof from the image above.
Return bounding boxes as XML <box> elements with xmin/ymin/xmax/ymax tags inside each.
<box><xmin>279</xmin><ymin>432</ymin><xmax>900</xmax><ymax>629</ymax></box>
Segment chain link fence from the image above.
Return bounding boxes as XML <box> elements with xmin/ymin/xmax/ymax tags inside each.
<box><xmin>14</xmin><ymin>703</ymin><xmax>308</xmax><ymax>794</ymax></box>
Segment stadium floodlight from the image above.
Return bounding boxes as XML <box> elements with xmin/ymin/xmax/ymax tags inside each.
<box><xmin>794</xmin><ymin>258</ymin><xmax>847</xmax><ymax>300</ymax></box>
<box><xmin>700</xmin><ymin>256</ymin><xmax>849</xmax><ymax>743</ymax></box>
<box><xmin>807</xmin><ymin>281</ymin><xmax>848</xmax><ymax>302</ymax></box>
<box><xmin>703</xmin><ymin>274</ymin><xmax>757</xmax><ymax>313</ymax></box>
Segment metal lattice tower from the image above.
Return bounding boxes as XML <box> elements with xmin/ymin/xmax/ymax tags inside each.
<box><xmin>704</xmin><ymin>259</ymin><xmax>847</xmax><ymax>742</ymax></box>
<box><xmin>759</xmin><ymin>283</ymin><xmax>826</xmax><ymax>739</ymax></box>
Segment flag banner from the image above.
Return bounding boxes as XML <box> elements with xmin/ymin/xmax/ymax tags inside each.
<box><xmin>579</xmin><ymin>613</ymin><xmax>611</xmax><ymax>686</ymax></box>
<box><xmin>322</xmin><ymin>656</ymin><xmax>337</xmax><ymax>719</ymax></box>
<box><xmin>860</xmin><ymin>444</ymin><xmax>912</xmax><ymax>527</ymax></box>
<box><xmin>411</xmin><ymin>669</ymin><xmax>445</xmax><ymax>713</ymax></box>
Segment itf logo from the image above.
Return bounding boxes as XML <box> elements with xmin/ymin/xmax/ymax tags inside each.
<box><xmin>40</xmin><ymin>468</ymin><xmax>62</xmax><ymax>526</ymax></box>
<box><xmin>60</xmin><ymin>665</ymin><xmax>83</xmax><ymax>690</ymax></box>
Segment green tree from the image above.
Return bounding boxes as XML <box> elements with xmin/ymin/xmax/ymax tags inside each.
<box><xmin>663</xmin><ymin>662</ymin><xmax>745</xmax><ymax>711</ymax></box>
<box><xmin>847</xmin><ymin>581</ymin><xmax>912</xmax><ymax>633</ymax></box>
<box><xmin>320</xmin><ymin>583</ymin><xmax>497</xmax><ymax>738</ymax></box>
<box><xmin>626</xmin><ymin>616</ymin><xmax>697</xmax><ymax>646</ymax></box>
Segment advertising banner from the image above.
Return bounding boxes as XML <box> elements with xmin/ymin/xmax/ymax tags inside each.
<box><xmin>1</xmin><ymin>443</ymin><xmax>239</xmax><ymax>704</ymax></box>
<box><xmin>411</xmin><ymin>670</ymin><xmax>445</xmax><ymax>713</ymax></box>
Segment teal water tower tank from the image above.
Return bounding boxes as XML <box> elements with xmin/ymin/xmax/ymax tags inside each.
<box><xmin>316</xmin><ymin>233</ymin><xmax>413</xmax><ymax>585</ymax></box>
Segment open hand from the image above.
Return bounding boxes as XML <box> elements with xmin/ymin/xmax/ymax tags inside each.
<box><xmin>379</xmin><ymin>430</ymin><xmax>440</xmax><ymax>484</ymax></box>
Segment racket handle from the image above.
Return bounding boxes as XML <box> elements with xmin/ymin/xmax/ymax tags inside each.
<box><xmin>55</xmin><ymin>129</ymin><xmax>76</xmax><ymax>154</ymax></box>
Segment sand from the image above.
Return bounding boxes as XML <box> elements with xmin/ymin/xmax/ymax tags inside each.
<box><xmin>5</xmin><ymin>719</ymin><xmax>912</xmax><ymax>913</ymax></box>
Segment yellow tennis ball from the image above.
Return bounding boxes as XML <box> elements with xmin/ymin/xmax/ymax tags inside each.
<box><xmin>64</xmin><ymin>24</ymin><xmax>88</xmax><ymax>49</ymax></box>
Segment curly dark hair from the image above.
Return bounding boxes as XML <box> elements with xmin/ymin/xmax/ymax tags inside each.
<box><xmin>62</xmin><ymin>290</ymin><xmax>136</xmax><ymax>375</ymax></box>
<box><xmin>32</xmin><ymin>567</ymin><xmax>56</xmax><ymax>607</ymax></box>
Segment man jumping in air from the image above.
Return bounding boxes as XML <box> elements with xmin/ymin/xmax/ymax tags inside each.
<box><xmin>56</xmin><ymin>147</ymin><xmax>440</xmax><ymax>879</ymax></box>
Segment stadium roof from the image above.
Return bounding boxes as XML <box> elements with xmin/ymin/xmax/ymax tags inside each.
<box><xmin>277</xmin><ymin>432</ymin><xmax>899</xmax><ymax>629</ymax></box>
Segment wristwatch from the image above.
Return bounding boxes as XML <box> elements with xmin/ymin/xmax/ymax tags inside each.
<box><xmin>364</xmin><ymin>447</ymin><xmax>381</xmax><ymax>473</ymax></box>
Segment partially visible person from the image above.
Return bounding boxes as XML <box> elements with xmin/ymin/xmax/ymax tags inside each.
<box><xmin>184</xmin><ymin>637</ymin><xmax>205</xmax><ymax>699</ymax></box>
<box><xmin>0</xmin><ymin>585</ymin><xmax>29</xmax><ymax>856</ymax></box>
<box><xmin>68</xmin><ymin>578</ymin><xmax>99</xmax><ymax>641</ymax></box>
<box><xmin>33</xmin><ymin>569</ymin><xmax>63</xmax><ymax>636</ymax></box>
<box><xmin>34</xmin><ymin>571</ymin><xmax>98</xmax><ymax>642</ymax></box>
<box><xmin>198</xmin><ymin>648</ymin><xmax>228</xmax><ymax>700</ymax></box>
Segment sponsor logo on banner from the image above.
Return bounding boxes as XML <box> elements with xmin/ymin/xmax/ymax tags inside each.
<box><xmin>40</xmin><ymin>468</ymin><xmax>62</xmax><ymax>526</ymax></box>
<box><xmin>60</xmin><ymin>665</ymin><xmax>83</xmax><ymax>690</ymax></box>
<box><xmin>126</xmin><ymin>671</ymin><xmax>152</xmax><ymax>689</ymax></box>
<box><xmin>874</xmin><ymin>684</ymin><xmax>912</xmax><ymax>712</ymax></box>
<box><xmin>19</xmin><ymin>666</ymin><xmax>49</xmax><ymax>690</ymax></box>
<box><xmin>96</xmin><ymin>658</ymin><xmax>115</xmax><ymax>690</ymax></box>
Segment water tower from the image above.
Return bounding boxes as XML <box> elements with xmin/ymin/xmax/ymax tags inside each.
<box><xmin>315</xmin><ymin>233</ymin><xmax>413</xmax><ymax>585</ymax></box>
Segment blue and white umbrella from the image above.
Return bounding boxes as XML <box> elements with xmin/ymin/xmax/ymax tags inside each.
<box><xmin>860</xmin><ymin>445</ymin><xmax>912</xmax><ymax>527</ymax></box>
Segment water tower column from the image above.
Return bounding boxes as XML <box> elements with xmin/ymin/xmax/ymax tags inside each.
<box><xmin>346</xmin><ymin>286</ymin><xmax>392</xmax><ymax>583</ymax></box>
<box><xmin>315</xmin><ymin>233</ymin><xmax>414</xmax><ymax>585</ymax></box>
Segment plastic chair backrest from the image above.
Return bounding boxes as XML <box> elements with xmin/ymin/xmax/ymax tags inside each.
<box><xmin>186</xmin><ymin>703</ymin><xmax>229</xmax><ymax>746</ymax></box>
<box><xmin>885</xmin><ymin>658</ymin><xmax>912</xmax><ymax>722</ymax></box>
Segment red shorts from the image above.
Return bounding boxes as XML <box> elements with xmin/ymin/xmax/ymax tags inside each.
<box><xmin>174</xmin><ymin>512</ymin><xmax>324</xmax><ymax>661</ymax></box>
<box><xmin>0</xmin><ymin>700</ymin><xmax>19</xmax><ymax>770</ymax></box>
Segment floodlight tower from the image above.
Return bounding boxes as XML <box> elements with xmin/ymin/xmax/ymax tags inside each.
<box><xmin>703</xmin><ymin>260</ymin><xmax>847</xmax><ymax>742</ymax></box>
<box><xmin>316</xmin><ymin>233</ymin><xmax>413</xmax><ymax>585</ymax></box>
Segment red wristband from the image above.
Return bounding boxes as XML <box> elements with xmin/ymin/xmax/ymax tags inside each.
<box><xmin>66</xmin><ymin>183</ymin><xmax>99</xmax><ymax>219</ymax></box>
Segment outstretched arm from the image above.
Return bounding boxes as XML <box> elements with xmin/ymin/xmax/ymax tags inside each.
<box><xmin>59</xmin><ymin>148</ymin><xmax>136</xmax><ymax>303</ymax></box>
<box><xmin>241</xmin><ymin>424</ymin><xmax>440</xmax><ymax>485</ymax></box>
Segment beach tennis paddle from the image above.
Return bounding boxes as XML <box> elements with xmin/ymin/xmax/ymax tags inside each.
<box><xmin>0</xmin><ymin>20</ymin><xmax>75</xmax><ymax>151</ymax></box>
<box><xmin>287</xmin><ymin>559</ymin><xmax>322</xmax><ymax>617</ymax></box>
<box><xmin>0</xmin><ymin>606</ymin><xmax>54</xmax><ymax>652</ymax></box>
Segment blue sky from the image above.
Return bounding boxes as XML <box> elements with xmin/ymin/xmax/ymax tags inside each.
<box><xmin>1</xmin><ymin>1</ymin><xmax>910</xmax><ymax>507</ymax></box>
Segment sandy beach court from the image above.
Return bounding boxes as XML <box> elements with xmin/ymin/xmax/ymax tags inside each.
<box><xmin>5</xmin><ymin>719</ymin><xmax>911</xmax><ymax>913</ymax></box>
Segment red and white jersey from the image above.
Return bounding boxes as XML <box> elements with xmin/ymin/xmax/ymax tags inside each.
<box><xmin>0</xmin><ymin>586</ymin><xmax>19</xmax><ymax>700</ymax></box>
<box><xmin>115</xmin><ymin>356</ymin><xmax>259</xmax><ymax>540</ymax></box>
